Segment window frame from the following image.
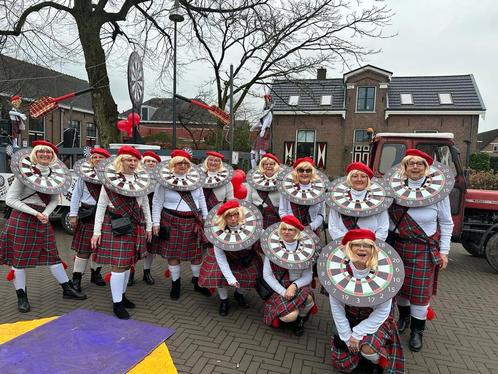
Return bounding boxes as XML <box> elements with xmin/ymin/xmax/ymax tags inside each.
<box><xmin>400</xmin><ymin>93</ymin><xmax>413</xmax><ymax>105</ymax></box>
<box><xmin>28</xmin><ymin>117</ymin><xmax>45</xmax><ymax>145</ymax></box>
<box><xmin>288</xmin><ymin>95</ymin><xmax>299</xmax><ymax>106</ymax></box>
<box><xmin>356</xmin><ymin>86</ymin><xmax>376</xmax><ymax>112</ymax></box>
<box><xmin>295</xmin><ymin>129</ymin><xmax>316</xmax><ymax>159</ymax></box>
<box><xmin>86</xmin><ymin>122</ymin><xmax>97</xmax><ymax>146</ymax></box>
<box><xmin>68</xmin><ymin>119</ymin><xmax>81</xmax><ymax>147</ymax></box>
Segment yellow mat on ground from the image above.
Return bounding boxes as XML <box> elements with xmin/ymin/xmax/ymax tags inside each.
<box><xmin>0</xmin><ymin>317</ymin><xmax>177</xmax><ymax>373</ymax></box>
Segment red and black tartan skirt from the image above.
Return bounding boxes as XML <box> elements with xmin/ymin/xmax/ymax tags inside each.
<box><xmin>146</xmin><ymin>235</ymin><xmax>161</xmax><ymax>254</ymax></box>
<box><xmin>263</xmin><ymin>283</ymin><xmax>311</xmax><ymax>325</ymax></box>
<box><xmin>253</xmin><ymin>132</ymin><xmax>271</xmax><ymax>151</ymax></box>
<box><xmin>93</xmin><ymin>213</ymin><xmax>146</xmax><ymax>268</ymax></box>
<box><xmin>155</xmin><ymin>209</ymin><xmax>203</xmax><ymax>261</ymax></box>
<box><xmin>198</xmin><ymin>247</ymin><xmax>261</xmax><ymax>289</ymax></box>
<box><xmin>393</xmin><ymin>234</ymin><xmax>441</xmax><ymax>305</ymax></box>
<box><xmin>71</xmin><ymin>219</ymin><xmax>94</xmax><ymax>256</ymax></box>
<box><xmin>0</xmin><ymin>205</ymin><xmax>61</xmax><ymax>268</ymax></box>
<box><xmin>330</xmin><ymin>307</ymin><xmax>405</xmax><ymax>373</ymax></box>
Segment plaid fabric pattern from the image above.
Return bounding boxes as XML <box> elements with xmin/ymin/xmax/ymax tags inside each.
<box><xmin>330</xmin><ymin>305</ymin><xmax>405</xmax><ymax>374</ymax></box>
<box><xmin>203</xmin><ymin>188</ymin><xmax>220</xmax><ymax>211</ymax></box>
<box><xmin>341</xmin><ymin>215</ymin><xmax>359</xmax><ymax>230</ymax></box>
<box><xmin>0</xmin><ymin>205</ymin><xmax>61</xmax><ymax>268</ymax></box>
<box><xmin>71</xmin><ymin>218</ymin><xmax>94</xmax><ymax>256</ymax></box>
<box><xmin>198</xmin><ymin>247</ymin><xmax>262</xmax><ymax>288</ymax></box>
<box><xmin>105</xmin><ymin>187</ymin><xmax>145</xmax><ymax>225</ymax></box>
<box><xmin>257</xmin><ymin>190</ymin><xmax>281</xmax><ymax>229</ymax></box>
<box><xmin>254</xmin><ymin>131</ymin><xmax>271</xmax><ymax>151</ymax></box>
<box><xmin>36</xmin><ymin>192</ymin><xmax>51</xmax><ymax>206</ymax></box>
<box><xmin>263</xmin><ymin>263</ymin><xmax>311</xmax><ymax>325</ymax></box>
<box><xmin>291</xmin><ymin>202</ymin><xmax>311</xmax><ymax>226</ymax></box>
<box><xmin>389</xmin><ymin>203</ymin><xmax>442</xmax><ymax>305</ymax></box>
<box><xmin>179</xmin><ymin>191</ymin><xmax>209</xmax><ymax>246</ymax></box>
<box><xmin>85</xmin><ymin>181</ymin><xmax>102</xmax><ymax>201</ymax></box>
<box><xmin>93</xmin><ymin>211</ymin><xmax>146</xmax><ymax>267</ymax></box>
<box><xmin>154</xmin><ymin>209</ymin><xmax>203</xmax><ymax>261</ymax></box>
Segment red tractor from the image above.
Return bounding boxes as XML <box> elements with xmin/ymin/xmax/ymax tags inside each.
<box><xmin>368</xmin><ymin>132</ymin><xmax>498</xmax><ymax>272</ymax></box>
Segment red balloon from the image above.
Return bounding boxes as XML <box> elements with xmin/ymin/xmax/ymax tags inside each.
<box><xmin>234</xmin><ymin>184</ymin><xmax>247</xmax><ymax>199</ymax></box>
<box><xmin>231</xmin><ymin>169</ymin><xmax>246</xmax><ymax>186</ymax></box>
<box><xmin>128</xmin><ymin>113</ymin><xmax>141</xmax><ymax>127</ymax></box>
<box><xmin>117</xmin><ymin>119</ymin><xmax>132</xmax><ymax>137</ymax></box>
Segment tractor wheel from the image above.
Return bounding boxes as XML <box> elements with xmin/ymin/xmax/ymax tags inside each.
<box><xmin>485</xmin><ymin>233</ymin><xmax>498</xmax><ymax>273</ymax></box>
<box><xmin>61</xmin><ymin>209</ymin><xmax>74</xmax><ymax>235</ymax></box>
<box><xmin>461</xmin><ymin>238</ymin><xmax>484</xmax><ymax>257</ymax></box>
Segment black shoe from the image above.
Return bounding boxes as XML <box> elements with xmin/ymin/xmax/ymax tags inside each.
<box><xmin>192</xmin><ymin>276</ymin><xmax>212</xmax><ymax>296</ymax></box>
<box><xmin>372</xmin><ymin>364</ymin><xmax>384</xmax><ymax>374</ymax></box>
<box><xmin>234</xmin><ymin>291</ymin><xmax>249</xmax><ymax>308</ymax></box>
<box><xmin>143</xmin><ymin>269</ymin><xmax>155</xmax><ymax>285</ymax></box>
<box><xmin>90</xmin><ymin>267</ymin><xmax>106</xmax><ymax>286</ymax></box>
<box><xmin>16</xmin><ymin>289</ymin><xmax>30</xmax><ymax>313</ymax></box>
<box><xmin>170</xmin><ymin>278</ymin><xmax>181</xmax><ymax>300</ymax></box>
<box><xmin>219</xmin><ymin>299</ymin><xmax>229</xmax><ymax>316</ymax></box>
<box><xmin>409</xmin><ymin>317</ymin><xmax>426</xmax><ymax>352</ymax></box>
<box><xmin>72</xmin><ymin>272</ymin><xmax>83</xmax><ymax>293</ymax></box>
<box><xmin>113</xmin><ymin>301</ymin><xmax>130</xmax><ymax>320</ymax></box>
<box><xmin>61</xmin><ymin>281</ymin><xmax>87</xmax><ymax>300</ymax></box>
<box><xmin>294</xmin><ymin>316</ymin><xmax>305</xmax><ymax>336</ymax></box>
<box><xmin>122</xmin><ymin>293</ymin><xmax>136</xmax><ymax>309</ymax></box>
<box><xmin>397</xmin><ymin>305</ymin><xmax>411</xmax><ymax>334</ymax></box>
<box><xmin>127</xmin><ymin>270</ymin><xmax>135</xmax><ymax>287</ymax></box>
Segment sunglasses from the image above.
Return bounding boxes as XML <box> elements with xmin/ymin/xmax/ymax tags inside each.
<box><xmin>297</xmin><ymin>168</ymin><xmax>312</xmax><ymax>174</ymax></box>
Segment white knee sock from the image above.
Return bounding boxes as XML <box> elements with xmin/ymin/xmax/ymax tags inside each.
<box><xmin>169</xmin><ymin>264</ymin><xmax>181</xmax><ymax>281</ymax></box>
<box><xmin>143</xmin><ymin>254</ymin><xmax>154</xmax><ymax>270</ymax></box>
<box><xmin>411</xmin><ymin>304</ymin><xmax>429</xmax><ymax>320</ymax></box>
<box><xmin>396</xmin><ymin>295</ymin><xmax>410</xmax><ymax>307</ymax></box>
<box><xmin>190</xmin><ymin>263</ymin><xmax>201</xmax><ymax>277</ymax></box>
<box><xmin>299</xmin><ymin>300</ymin><xmax>315</xmax><ymax>317</ymax></box>
<box><xmin>361</xmin><ymin>351</ymin><xmax>380</xmax><ymax>364</ymax></box>
<box><xmin>73</xmin><ymin>256</ymin><xmax>89</xmax><ymax>273</ymax></box>
<box><xmin>90</xmin><ymin>258</ymin><xmax>99</xmax><ymax>270</ymax></box>
<box><xmin>12</xmin><ymin>267</ymin><xmax>26</xmax><ymax>291</ymax></box>
<box><xmin>279</xmin><ymin>310</ymin><xmax>299</xmax><ymax>322</ymax></box>
<box><xmin>111</xmin><ymin>272</ymin><xmax>125</xmax><ymax>303</ymax></box>
<box><xmin>122</xmin><ymin>269</ymin><xmax>131</xmax><ymax>294</ymax></box>
<box><xmin>217</xmin><ymin>287</ymin><xmax>228</xmax><ymax>300</ymax></box>
<box><xmin>50</xmin><ymin>263</ymin><xmax>69</xmax><ymax>284</ymax></box>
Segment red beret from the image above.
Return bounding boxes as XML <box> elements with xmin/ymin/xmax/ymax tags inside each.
<box><xmin>118</xmin><ymin>145</ymin><xmax>141</xmax><ymax>160</ymax></box>
<box><xmin>32</xmin><ymin>140</ymin><xmax>58</xmax><ymax>154</ymax></box>
<box><xmin>281</xmin><ymin>215</ymin><xmax>304</xmax><ymax>231</ymax></box>
<box><xmin>217</xmin><ymin>200</ymin><xmax>240</xmax><ymax>216</ymax></box>
<box><xmin>345</xmin><ymin>162</ymin><xmax>373</xmax><ymax>179</ymax></box>
<box><xmin>206</xmin><ymin>151</ymin><xmax>224</xmax><ymax>160</ymax></box>
<box><xmin>90</xmin><ymin>147</ymin><xmax>111</xmax><ymax>158</ymax></box>
<box><xmin>293</xmin><ymin>157</ymin><xmax>315</xmax><ymax>169</ymax></box>
<box><xmin>341</xmin><ymin>229</ymin><xmax>376</xmax><ymax>245</ymax></box>
<box><xmin>10</xmin><ymin>95</ymin><xmax>21</xmax><ymax>102</ymax></box>
<box><xmin>171</xmin><ymin>149</ymin><xmax>192</xmax><ymax>160</ymax></box>
<box><xmin>143</xmin><ymin>151</ymin><xmax>161</xmax><ymax>163</ymax></box>
<box><xmin>405</xmin><ymin>149</ymin><xmax>433</xmax><ymax>166</ymax></box>
<box><xmin>261</xmin><ymin>153</ymin><xmax>280</xmax><ymax>165</ymax></box>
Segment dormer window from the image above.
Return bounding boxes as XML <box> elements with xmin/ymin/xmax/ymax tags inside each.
<box><xmin>288</xmin><ymin>95</ymin><xmax>299</xmax><ymax>106</ymax></box>
<box><xmin>357</xmin><ymin>87</ymin><xmax>376</xmax><ymax>112</ymax></box>
<box><xmin>400</xmin><ymin>93</ymin><xmax>413</xmax><ymax>105</ymax></box>
<box><xmin>438</xmin><ymin>93</ymin><xmax>453</xmax><ymax>104</ymax></box>
<box><xmin>320</xmin><ymin>95</ymin><xmax>332</xmax><ymax>106</ymax></box>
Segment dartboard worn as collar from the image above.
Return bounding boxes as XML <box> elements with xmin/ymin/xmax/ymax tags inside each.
<box><xmin>385</xmin><ymin>161</ymin><xmax>455</xmax><ymax>207</ymax></box>
<box><xmin>11</xmin><ymin>148</ymin><xmax>72</xmax><ymax>195</ymax></box>
<box><xmin>246</xmin><ymin>165</ymin><xmax>289</xmax><ymax>192</ymax></box>
<box><xmin>154</xmin><ymin>162</ymin><xmax>204</xmax><ymax>192</ymax></box>
<box><xmin>204</xmin><ymin>200</ymin><xmax>263</xmax><ymax>251</ymax></box>
<box><xmin>96</xmin><ymin>156</ymin><xmax>155</xmax><ymax>197</ymax></box>
<box><xmin>318</xmin><ymin>239</ymin><xmax>404</xmax><ymax>307</ymax></box>
<box><xmin>73</xmin><ymin>158</ymin><xmax>101</xmax><ymax>184</ymax></box>
<box><xmin>201</xmin><ymin>163</ymin><xmax>233</xmax><ymax>189</ymax></box>
<box><xmin>326</xmin><ymin>177</ymin><xmax>394</xmax><ymax>217</ymax></box>
<box><xmin>277</xmin><ymin>169</ymin><xmax>329</xmax><ymax>206</ymax></box>
<box><xmin>261</xmin><ymin>223</ymin><xmax>322</xmax><ymax>270</ymax></box>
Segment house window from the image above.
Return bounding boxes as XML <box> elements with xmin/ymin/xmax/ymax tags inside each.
<box><xmin>68</xmin><ymin>120</ymin><xmax>81</xmax><ymax>147</ymax></box>
<box><xmin>354</xmin><ymin>129</ymin><xmax>370</xmax><ymax>143</ymax></box>
<box><xmin>141</xmin><ymin>107</ymin><xmax>149</xmax><ymax>121</ymax></box>
<box><xmin>296</xmin><ymin>130</ymin><xmax>315</xmax><ymax>159</ymax></box>
<box><xmin>86</xmin><ymin>123</ymin><xmax>97</xmax><ymax>146</ymax></box>
<box><xmin>288</xmin><ymin>96</ymin><xmax>299</xmax><ymax>106</ymax></box>
<box><xmin>320</xmin><ymin>95</ymin><xmax>332</xmax><ymax>106</ymax></box>
<box><xmin>28</xmin><ymin>117</ymin><xmax>45</xmax><ymax>145</ymax></box>
<box><xmin>438</xmin><ymin>93</ymin><xmax>453</xmax><ymax>104</ymax></box>
<box><xmin>356</xmin><ymin>87</ymin><xmax>375</xmax><ymax>112</ymax></box>
<box><xmin>400</xmin><ymin>93</ymin><xmax>413</xmax><ymax>105</ymax></box>
<box><xmin>492</xmin><ymin>144</ymin><xmax>498</xmax><ymax>153</ymax></box>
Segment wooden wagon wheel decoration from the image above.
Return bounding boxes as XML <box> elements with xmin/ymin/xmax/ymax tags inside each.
<box><xmin>128</xmin><ymin>51</ymin><xmax>144</xmax><ymax>107</ymax></box>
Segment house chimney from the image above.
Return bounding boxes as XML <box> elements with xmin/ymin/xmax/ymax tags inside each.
<box><xmin>317</xmin><ymin>68</ymin><xmax>327</xmax><ymax>80</ymax></box>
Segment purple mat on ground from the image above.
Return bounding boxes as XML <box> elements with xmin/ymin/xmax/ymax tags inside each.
<box><xmin>0</xmin><ymin>308</ymin><xmax>175</xmax><ymax>374</ymax></box>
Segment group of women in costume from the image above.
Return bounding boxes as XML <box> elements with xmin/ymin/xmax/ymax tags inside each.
<box><xmin>0</xmin><ymin>141</ymin><xmax>454</xmax><ymax>374</ymax></box>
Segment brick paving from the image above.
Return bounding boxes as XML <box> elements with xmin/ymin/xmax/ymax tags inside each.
<box><xmin>0</xmin><ymin>223</ymin><xmax>497</xmax><ymax>373</ymax></box>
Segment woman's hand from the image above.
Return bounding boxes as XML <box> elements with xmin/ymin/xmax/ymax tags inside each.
<box><xmin>284</xmin><ymin>283</ymin><xmax>297</xmax><ymax>300</ymax></box>
<box><xmin>152</xmin><ymin>226</ymin><xmax>160</xmax><ymax>236</ymax></box>
<box><xmin>440</xmin><ymin>254</ymin><xmax>449</xmax><ymax>269</ymax></box>
<box><xmin>230</xmin><ymin>280</ymin><xmax>240</xmax><ymax>288</ymax></box>
<box><xmin>36</xmin><ymin>212</ymin><xmax>48</xmax><ymax>224</ymax></box>
<box><xmin>90</xmin><ymin>235</ymin><xmax>101</xmax><ymax>250</ymax></box>
<box><xmin>70</xmin><ymin>217</ymin><xmax>78</xmax><ymax>228</ymax></box>
<box><xmin>347</xmin><ymin>337</ymin><xmax>360</xmax><ymax>353</ymax></box>
<box><xmin>146</xmin><ymin>231</ymin><xmax>152</xmax><ymax>243</ymax></box>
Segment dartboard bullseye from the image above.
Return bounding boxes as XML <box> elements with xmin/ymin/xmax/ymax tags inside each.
<box><xmin>204</xmin><ymin>200</ymin><xmax>263</xmax><ymax>251</ymax></box>
<box><xmin>11</xmin><ymin>149</ymin><xmax>72</xmax><ymax>195</ymax></box>
<box><xmin>261</xmin><ymin>223</ymin><xmax>322</xmax><ymax>270</ymax></box>
<box><xmin>326</xmin><ymin>177</ymin><xmax>393</xmax><ymax>217</ymax></box>
<box><xmin>201</xmin><ymin>163</ymin><xmax>233</xmax><ymax>189</ymax></box>
<box><xmin>154</xmin><ymin>162</ymin><xmax>204</xmax><ymax>191</ymax></box>
<box><xmin>246</xmin><ymin>165</ymin><xmax>289</xmax><ymax>192</ymax></box>
<box><xmin>96</xmin><ymin>156</ymin><xmax>155</xmax><ymax>197</ymax></box>
<box><xmin>318</xmin><ymin>239</ymin><xmax>404</xmax><ymax>307</ymax></box>
<box><xmin>385</xmin><ymin>161</ymin><xmax>455</xmax><ymax>207</ymax></box>
<box><xmin>277</xmin><ymin>169</ymin><xmax>330</xmax><ymax>206</ymax></box>
<box><xmin>73</xmin><ymin>158</ymin><xmax>100</xmax><ymax>184</ymax></box>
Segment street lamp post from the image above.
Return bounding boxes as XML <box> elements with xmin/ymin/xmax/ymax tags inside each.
<box><xmin>169</xmin><ymin>1</ymin><xmax>184</xmax><ymax>149</ymax></box>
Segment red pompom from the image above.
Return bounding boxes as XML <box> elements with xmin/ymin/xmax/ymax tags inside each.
<box><xmin>104</xmin><ymin>273</ymin><xmax>112</xmax><ymax>283</ymax></box>
<box><xmin>309</xmin><ymin>304</ymin><xmax>318</xmax><ymax>315</ymax></box>
<box><xmin>164</xmin><ymin>269</ymin><xmax>170</xmax><ymax>278</ymax></box>
<box><xmin>231</xmin><ymin>169</ymin><xmax>246</xmax><ymax>186</ymax></box>
<box><xmin>130</xmin><ymin>265</ymin><xmax>135</xmax><ymax>273</ymax></box>
<box><xmin>427</xmin><ymin>306</ymin><xmax>436</xmax><ymax>320</ymax></box>
<box><xmin>271</xmin><ymin>318</ymin><xmax>280</xmax><ymax>328</ymax></box>
<box><xmin>311</xmin><ymin>278</ymin><xmax>316</xmax><ymax>289</ymax></box>
<box><xmin>233</xmin><ymin>184</ymin><xmax>247</xmax><ymax>199</ymax></box>
<box><xmin>6</xmin><ymin>269</ymin><xmax>15</xmax><ymax>281</ymax></box>
<box><xmin>61</xmin><ymin>260</ymin><xmax>68</xmax><ymax>270</ymax></box>
<box><xmin>378</xmin><ymin>356</ymin><xmax>388</xmax><ymax>368</ymax></box>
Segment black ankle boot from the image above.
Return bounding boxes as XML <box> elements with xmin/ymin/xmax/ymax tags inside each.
<box><xmin>397</xmin><ymin>305</ymin><xmax>411</xmax><ymax>333</ymax></box>
<box><xmin>294</xmin><ymin>316</ymin><xmax>305</xmax><ymax>336</ymax></box>
<box><xmin>16</xmin><ymin>289</ymin><xmax>30</xmax><ymax>313</ymax></box>
<box><xmin>372</xmin><ymin>364</ymin><xmax>384</xmax><ymax>374</ymax></box>
<box><xmin>219</xmin><ymin>299</ymin><xmax>229</xmax><ymax>316</ymax></box>
<box><xmin>192</xmin><ymin>276</ymin><xmax>211</xmax><ymax>296</ymax></box>
<box><xmin>143</xmin><ymin>269</ymin><xmax>155</xmax><ymax>285</ymax></box>
<box><xmin>409</xmin><ymin>317</ymin><xmax>426</xmax><ymax>352</ymax></box>
<box><xmin>127</xmin><ymin>270</ymin><xmax>135</xmax><ymax>287</ymax></box>
<box><xmin>170</xmin><ymin>278</ymin><xmax>181</xmax><ymax>300</ymax></box>
<box><xmin>61</xmin><ymin>281</ymin><xmax>87</xmax><ymax>300</ymax></box>
<box><xmin>90</xmin><ymin>267</ymin><xmax>106</xmax><ymax>286</ymax></box>
<box><xmin>113</xmin><ymin>301</ymin><xmax>130</xmax><ymax>319</ymax></box>
<box><xmin>122</xmin><ymin>293</ymin><xmax>135</xmax><ymax>309</ymax></box>
<box><xmin>72</xmin><ymin>272</ymin><xmax>83</xmax><ymax>293</ymax></box>
<box><xmin>234</xmin><ymin>291</ymin><xmax>248</xmax><ymax>308</ymax></box>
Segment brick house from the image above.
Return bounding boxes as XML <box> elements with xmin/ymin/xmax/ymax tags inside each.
<box><xmin>477</xmin><ymin>129</ymin><xmax>498</xmax><ymax>154</ymax></box>
<box><xmin>0</xmin><ymin>55</ymin><xmax>96</xmax><ymax>147</ymax></box>
<box><xmin>270</xmin><ymin>65</ymin><xmax>486</xmax><ymax>176</ymax></box>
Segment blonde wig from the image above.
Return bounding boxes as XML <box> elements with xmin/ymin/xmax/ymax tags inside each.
<box><xmin>399</xmin><ymin>155</ymin><xmax>430</xmax><ymax>179</ymax></box>
<box><xmin>168</xmin><ymin>156</ymin><xmax>191</xmax><ymax>172</ymax></box>
<box><xmin>203</xmin><ymin>155</ymin><xmax>225</xmax><ymax>173</ymax></box>
<box><xmin>216</xmin><ymin>206</ymin><xmax>246</xmax><ymax>230</ymax></box>
<box><xmin>143</xmin><ymin>156</ymin><xmax>159</xmax><ymax>165</ymax></box>
<box><xmin>344</xmin><ymin>238</ymin><xmax>379</xmax><ymax>269</ymax></box>
<box><xmin>291</xmin><ymin>161</ymin><xmax>319</xmax><ymax>184</ymax></box>
<box><xmin>30</xmin><ymin>145</ymin><xmax>57</xmax><ymax>165</ymax></box>
<box><xmin>90</xmin><ymin>152</ymin><xmax>107</xmax><ymax>167</ymax></box>
<box><xmin>277</xmin><ymin>221</ymin><xmax>302</xmax><ymax>241</ymax></box>
<box><xmin>258</xmin><ymin>156</ymin><xmax>280</xmax><ymax>175</ymax></box>
<box><xmin>113</xmin><ymin>154</ymin><xmax>143</xmax><ymax>174</ymax></box>
<box><xmin>346</xmin><ymin>169</ymin><xmax>372</xmax><ymax>190</ymax></box>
